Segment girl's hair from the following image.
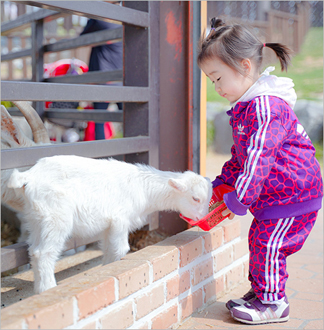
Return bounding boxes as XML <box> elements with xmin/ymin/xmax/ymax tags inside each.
<box><xmin>197</xmin><ymin>17</ymin><xmax>292</xmax><ymax>73</ymax></box>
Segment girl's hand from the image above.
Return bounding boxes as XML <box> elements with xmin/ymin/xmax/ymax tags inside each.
<box><xmin>222</xmin><ymin>207</ymin><xmax>235</xmax><ymax>220</ymax></box>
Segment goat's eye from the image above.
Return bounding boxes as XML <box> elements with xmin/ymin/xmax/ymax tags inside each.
<box><xmin>192</xmin><ymin>197</ymin><xmax>200</xmax><ymax>203</ymax></box>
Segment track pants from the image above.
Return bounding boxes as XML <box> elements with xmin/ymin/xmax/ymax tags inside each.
<box><xmin>248</xmin><ymin>211</ymin><xmax>318</xmax><ymax>302</ymax></box>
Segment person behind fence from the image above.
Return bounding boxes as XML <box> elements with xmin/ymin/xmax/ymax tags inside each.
<box><xmin>197</xmin><ymin>17</ymin><xmax>323</xmax><ymax>325</ymax></box>
<box><xmin>80</xmin><ymin>13</ymin><xmax>122</xmax><ymax>140</ymax></box>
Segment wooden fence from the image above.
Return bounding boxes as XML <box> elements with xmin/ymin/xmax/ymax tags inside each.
<box><xmin>1</xmin><ymin>1</ymin><xmax>203</xmax><ymax>273</ymax></box>
<box><xmin>1</xmin><ymin>0</ymin><xmax>160</xmax><ymax>273</ymax></box>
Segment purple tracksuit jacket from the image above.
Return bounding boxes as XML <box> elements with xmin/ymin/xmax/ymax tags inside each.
<box><xmin>213</xmin><ymin>68</ymin><xmax>323</xmax><ymax>220</ymax></box>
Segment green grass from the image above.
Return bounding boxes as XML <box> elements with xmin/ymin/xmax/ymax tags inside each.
<box><xmin>206</xmin><ymin>27</ymin><xmax>323</xmax><ymax>103</ymax></box>
<box><xmin>313</xmin><ymin>141</ymin><xmax>323</xmax><ymax>166</ymax></box>
<box><xmin>271</xmin><ymin>27</ymin><xmax>323</xmax><ymax>101</ymax></box>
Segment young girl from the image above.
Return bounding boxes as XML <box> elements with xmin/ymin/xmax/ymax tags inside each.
<box><xmin>198</xmin><ymin>17</ymin><xmax>323</xmax><ymax>325</ymax></box>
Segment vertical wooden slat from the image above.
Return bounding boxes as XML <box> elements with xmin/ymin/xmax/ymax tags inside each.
<box><xmin>147</xmin><ymin>1</ymin><xmax>160</xmax><ymax>230</ymax></box>
<box><xmin>123</xmin><ymin>1</ymin><xmax>159</xmax><ymax>230</ymax></box>
<box><xmin>21</xmin><ymin>37</ymin><xmax>27</xmax><ymax>79</ymax></box>
<box><xmin>148</xmin><ymin>1</ymin><xmax>160</xmax><ymax>171</ymax></box>
<box><xmin>123</xmin><ymin>1</ymin><xmax>149</xmax><ymax>165</ymax></box>
<box><xmin>191</xmin><ymin>2</ymin><xmax>201</xmax><ymax>175</ymax></box>
<box><xmin>31</xmin><ymin>19</ymin><xmax>45</xmax><ymax>117</ymax></box>
<box><xmin>8</xmin><ymin>37</ymin><xmax>13</xmax><ymax>80</ymax></box>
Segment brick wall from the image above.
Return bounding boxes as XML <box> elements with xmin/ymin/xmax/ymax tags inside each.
<box><xmin>1</xmin><ymin>218</ymin><xmax>249</xmax><ymax>329</ymax></box>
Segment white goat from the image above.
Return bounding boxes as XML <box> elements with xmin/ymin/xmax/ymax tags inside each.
<box><xmin>8</xmin><ymin>155</ymin><xmax>212</xmax><ymax>293</ymax></box>
<box><xmin>1</xmin><ymin>102</ymin><xmax>50</xmax><ymax>213</ymax></box>
<box><xmin>2</xmin><ymin>103</ymin><xmax>84</xmax><ymax>259</ymax></box>
<box><xmin>1</xmin><ymin>102</ymin><xmax>51</xmax><ymax>246</ymax></box>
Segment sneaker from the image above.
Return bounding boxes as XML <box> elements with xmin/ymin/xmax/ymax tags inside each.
<box><xmin>230</xmin><ymin>296</ymin><xmax>289</xmax><ymax>325</ymax></box>
<box><xmin>225</xmin><ymin>288</ymin><xmax>256</xmax><ymax>310</ymax></box>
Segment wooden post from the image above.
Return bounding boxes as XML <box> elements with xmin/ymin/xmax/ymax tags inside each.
<box><xmin>123</xmin><ymin>1</ymin><xmax>160</xmax><ymax>230</ymax></box>
<box><xmin>200</xmin><ymin>1</ymin><xmax>207</xmax><ymax>177</ymax></box>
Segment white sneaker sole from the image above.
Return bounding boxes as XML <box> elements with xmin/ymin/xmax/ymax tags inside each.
<box><xmin>231</xmin><ymin>314</ymin><xmax>289</xmax><ymax>325</ymax></box>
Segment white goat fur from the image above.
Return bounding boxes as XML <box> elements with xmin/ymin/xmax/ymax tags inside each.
<box><xmin>1</xmin><ymin>104</ymin><xmax>49</xmax><ymax>218</ymax></box>
<box><xmin>8</xmin><ymin>155</ymin><xmax>212</xmax><ymax>293</ymax></box>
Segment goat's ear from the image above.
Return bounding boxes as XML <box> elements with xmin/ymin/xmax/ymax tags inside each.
<box><xmin>168</xmin><ymin>178</ymin><xmax>187</xmax><ymax>193</ymax></box>
<box><xmin>1</xmin><ymin>105</ymin><xmax>31</xmax><ymax>148</ymax></box>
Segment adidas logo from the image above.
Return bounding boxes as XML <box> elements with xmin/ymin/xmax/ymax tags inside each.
<box><xmin>238</xmin><ymin>124</ymin><xmax>246</xmax><ymax>135</ymax></box>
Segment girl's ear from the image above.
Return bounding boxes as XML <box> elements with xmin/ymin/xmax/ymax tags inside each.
<box><xmin>241</xmin><ymin>58</ymin><xmax>252</xmax><ymax>76</ymax></box>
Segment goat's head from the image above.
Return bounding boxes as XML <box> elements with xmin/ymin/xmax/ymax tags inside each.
<box><xmin>168</xmin><ymin>172</ymin><xmax>212</xmax><ymax>221</ymax></box>
<box><xmin>1</xmin><ymin>101</ymin><xmax>50</xmax><ymax>150</ymax></box>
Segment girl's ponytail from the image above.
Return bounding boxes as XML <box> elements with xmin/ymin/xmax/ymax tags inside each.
<box><xmin>206</xmin><ymin>17</ymin><xmax>227</xmax><ymax>42</ymax></box>
<box><xmin>210</xmin><ymin>17</ymin><xmax>225</xmax><ymax>29</ymax></box>
<box><xmin>264</xmin><ymin>43</ymin><xmax>292</xmax><ymax>72</ymax></box>
<box><xmin>198</xmin><ymin>17</ymin><xmax>293</xmax><ymax>75</ymax></box>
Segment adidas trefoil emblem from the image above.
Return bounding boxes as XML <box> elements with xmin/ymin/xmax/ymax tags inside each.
<box><xmin>238</xmin><ymin>124</ymin><xmax>246</xmax><ymax>135</ymax></box>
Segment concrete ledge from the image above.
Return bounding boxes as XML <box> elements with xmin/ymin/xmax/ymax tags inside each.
<box><xmin>1</xmin><ymin>218</ymin><xmax>249</xmax><ymax>329</ymax></box>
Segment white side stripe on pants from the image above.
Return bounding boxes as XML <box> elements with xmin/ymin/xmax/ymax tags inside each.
<box><xmin>274</xmin><ymin>217</ymin><xmax>295</xmax><ymax>300</ymax></box>
<box><xmin>264</xmin><ymin>217</ymin><xmax>295</xmax><ymax>302</ymax></box>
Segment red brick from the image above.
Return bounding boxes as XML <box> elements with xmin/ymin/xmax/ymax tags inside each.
<box><xmin>1</xmin><ymin>292</ymin><xmax>74</xmax><ymax>330</ymax></box>
<box><xmin>192</xmin><ymin>258</ymin><xmax>213</xmax><ymax>286</ymax></box>
<box><xmin>136</xmin><ymin>321</ymin><xmax>150</xmax><ymax>329</ymax></box>
<box><xmin>222</xmin><ymin>219</ymin><xmax>241</xmax><ymax>243</ymax></box>
<box><xmin>203</xmin><ymin>280</ymin><xmax>217</xmax><ymax>304</ymax></box>
<box><xmin>80</xmin><ymin>320</ymin><xmax>97</xmax><ymax>329</ymax></box>
<box><xmin>203</xmin><ymin>277</ymin><xmax>226</xmax><ymax>304</ymax></box>
<box><xmin>180</xmin><ymin>289</ymin><xmax>203</xmax><ymax>320</ymax></box>
<box><xmin>243</xmin><ymin>259</ymin><xmax>249</xmax><ymax>278</ymax></box>
<box><xmin>160</xmin><ymin>231</ymin><xmax>203</xmax><ymax>267</ymax></box>
<box><xmin>93</xmin><ymin>260</ymin><xmax>150</xmax><ymax>299</ymax></box>
<box><xmin>63</xmin><ymin>260</ymin><xmax>150</xmax><ymax>302</ymax></box>
<box><xmin>151</xmin><ymin>304</ymin><xmax>178</xmax><ymax>329</ymax></box>
<box><xmin>0</xmin><ymin>317</ymin><xmax>26</xmax><ymax>330</ymax></box>
<box><xmin>135</xmin><ymin>284</ymin><xmax>164</xmax><ymax>319</ymax></box>
<box><xmin>204</xmin><ymin>226</ymin><xmax>223</xmax><ymax>253</ymax></box>
<box><xmin>233</xmin><ymin>237</ymin><xmax>249</xmax><ymax>260</ymax></box>
<box><xmin>76</xmin><ymin>277</ymin><xmax>115</xmax><ymax>319</ymax></box>
<box><xmin>118</xmin><ymin>265</ymin><xmax>150</xmax><ymax>299</ymax></box>
<box><xmin>225</xmin><ymin>264</ymin><xmax>244</xmax><ymax>290</ymax></box>
<box><xmin>151</xmin><ymin>249</ymin><xmax>178</xmax><ymax>281</ymax></box>
<box><xmin>167</xmin><ymin>275</ymin><xmax>180</xmax><ymax>301</ymax></box>
<box><xmin>179</xmin><ymin>271</ymin><xmax>191</xmax><ymax>294</ymax></box>
<box><xmin>178</xmin><ymin>238</ymin><xmax>203</xmax><ymax>267</ymax></box>
<box><xmin>39</xmin><ymin>270</ymin><xmax>117</xmax><ymax>321</ymax></box>
<box><xmin>123</xmin><ymin>245</ymin><xmax>178</xmax><ymax>281</ymax></box>
<box><xmin>27</xmin><ymin>298</ymin><xmax>74</xmax><ymax>329</ymax></box>
<box><xmin>215</xmin><ymin>275</ymin><xmax>225</xmax><ymax>298</ymax></box>
<box><xmin>166</xmin><ymin>271</ymin><xmax>192</xmax><ymax>302</ymax></box>
<box><xmin>214</xmin><ymin>245</ymin><xmax>233</xmax><ymax>271</ymax></box>
<box><xmin>100</xmin><ymin>301</ymin><xmax>134</xmax><ymax>329</ymax></box>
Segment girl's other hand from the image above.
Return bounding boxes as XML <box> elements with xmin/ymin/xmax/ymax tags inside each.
<box><xmin>222</xmin><ymin>208</ymin><xmax>235</xmax><ymax>220</ymax></box>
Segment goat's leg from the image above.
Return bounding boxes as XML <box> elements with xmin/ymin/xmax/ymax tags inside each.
<box><xmin>17</xmin><ymin>220</ymin><xmax>31</xmax><ymax>271</ymax></box>
<box><xmin>17</xmin><ymin>220</ymin><xmax>29</xmax><ymax>243</ymax></box>
<box><xmin>101</xmin><ymin>225</ymin><xmax>130</xmax><ymax>265</ymax></box>
<box><xmin>28</xmin><ymin>228</ymin><xmax>68</xmax><ymax>294</ymax></box>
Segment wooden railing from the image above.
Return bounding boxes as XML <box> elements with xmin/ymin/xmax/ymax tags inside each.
<box><xmin>1</xmin><ymin>1</ymin><xmax>160</xmax><ymax>273</ymax></box>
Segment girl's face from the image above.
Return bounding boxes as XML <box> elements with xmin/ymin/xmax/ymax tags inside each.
<box><xmin>200</xmin><ymin>57</ymin><xmax>256</xmax><ymax>104</ymax></box>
